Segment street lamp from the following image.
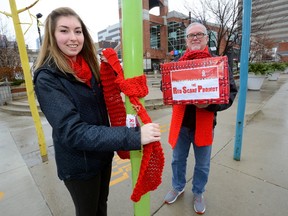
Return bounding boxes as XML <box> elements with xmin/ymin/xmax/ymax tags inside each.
<box><xmin>208</xmin><ymin>31</ymin><xmax>217</xmax><ymax>55</ymax></box>
<box><xmin>36</xmin><ymin>13</ymin><xmax>43</xmax><ymax>47</ymax></box>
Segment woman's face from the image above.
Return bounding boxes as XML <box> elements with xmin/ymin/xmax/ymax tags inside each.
<box><xmin>54</xmin><ymin>16</ymin><xmax>84</xmax><ymax>61</ymax></box>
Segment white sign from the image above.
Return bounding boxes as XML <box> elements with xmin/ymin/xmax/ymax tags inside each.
<box><xmin>172</xmin><ymin>78</ymin><xmax>220</xmax><ymax>100</ymax></box>
<box><xmin>126</xmin><ymin>114</ymin><xmax>137</xmax><ymax>128</ymax></box>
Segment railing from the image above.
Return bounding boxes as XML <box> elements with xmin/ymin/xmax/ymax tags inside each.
<box><xmin>0</xmin><ymin>81</ymin><xmax>12</xmax><ymax>106</ymax></box>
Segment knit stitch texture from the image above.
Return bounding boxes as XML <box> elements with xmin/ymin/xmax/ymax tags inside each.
<box><xmin>100</xmin><ymin>48</ymin><xmax>165</xmax><ymax>202</ymax></box>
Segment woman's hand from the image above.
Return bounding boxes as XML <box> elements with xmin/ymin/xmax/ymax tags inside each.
<box><xmin>140</xmin><ymin>123</ymin><xmax>161</xmax><ymax>145</ymax></box>
<box><xmin>100</xmin><ymin>53</ymin><xmax>108</xmax><ymax>62</ymax></box>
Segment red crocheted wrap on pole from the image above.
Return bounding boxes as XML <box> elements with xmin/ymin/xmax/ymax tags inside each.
<box><xmin>100</xmin><ymin>48</ymin><xmax>165</xmax><ymax>202</ymax></box>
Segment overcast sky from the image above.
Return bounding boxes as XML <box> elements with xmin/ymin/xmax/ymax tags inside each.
<box><xmin>0</xmin><ymin>0</ymin><xmax>188</xmax><ymax>49</ymax></box>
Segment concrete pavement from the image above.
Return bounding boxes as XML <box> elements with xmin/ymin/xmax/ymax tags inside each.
<box><xmin>1</xmin><ymin>73</ymin><xmax>288</xmax><ymax>215</ymax></box>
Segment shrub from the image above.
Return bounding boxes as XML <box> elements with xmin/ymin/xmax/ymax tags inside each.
<box><xmin>248</xmin><ymin>62</ymin><xmax>270</xmax><ymax>75</ymax></box>
<box><xmin>269</xmin><ymin>62</ymin><xmax>286</xmax><ymax>72</ymax></box>
<box><xmin>10</xmin><ymin>79</ymin><xmax>25</xmax><ymax>86</ymax></box>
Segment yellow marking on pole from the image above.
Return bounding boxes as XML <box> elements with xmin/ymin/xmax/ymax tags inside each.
<box><xmin>112</xmin><ymin>167</ymin><xmax>127</xmax><ymax>176</ymax></box>
<box><xmin>117</xmin><ymin>159</ymin><xmax>131</xmax><ymax>165</ymax></box>
<box><xmin>113</xmin><ymin>164</ymin><xmax>131</xmax><ymax>173</ymax></box>
<box><xmin>160</xmin><ymin>123</ymin><xmax>170</xmax><ymax>133</ymax></box>
<box><xmin>110</xmin><ymin>172</ymin><xmax>129</xmax><ymax>186</ymax></box>
<box><xmin>0</xmin><ymin>192</ymin><xmax>4</xmax><ymax>201</ymax></box>
<box><xmin>110</xmin><ymin>156</ymin><xmax>131</xmax><ymax>186</ymax></box>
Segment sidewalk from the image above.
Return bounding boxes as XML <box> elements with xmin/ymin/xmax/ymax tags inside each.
<box><xmin>1</xmin><ymin>74</ymin><xmax>288</xmax><ymax>216</ymax></box>
<box><xmin>153</xmin><ymin>75</ymin><xmax>288</xmax><ymax>216</ymax></box>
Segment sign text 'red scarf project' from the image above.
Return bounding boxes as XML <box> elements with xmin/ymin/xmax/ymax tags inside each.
<box><xmin>161</xmin><ymin>55</ymin><xmax>230</xmax><ymax>105</ymax></box>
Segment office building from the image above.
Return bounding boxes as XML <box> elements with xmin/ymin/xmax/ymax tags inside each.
<box><xmin>97</xmin><ymin>23</ymin><xmax>121</xmax><ymax>42</ymax></box>
<box><xmin>238</xmin><ymin>0</ymin><xmax>288</xmax><ymax>61</ymax></box>
<box><xmin>97</xmin><ymin>0</ymin><xmax>227</xmax><ymax>71</ymax></box>
<box><xmin>250</xmin><ymin>0</ymin><xmax>288</xmax><ymax>43</ymax></box>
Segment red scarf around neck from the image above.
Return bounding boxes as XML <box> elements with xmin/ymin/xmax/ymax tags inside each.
<box><xmin>168</xmin><ymin>46</ymin><xmax>215</xmax><ymax>148</ymax></box>
<box><xmin>69</xmin><ymin>55</ymin><xmax>92</xmax><ymax>87</ymax></box>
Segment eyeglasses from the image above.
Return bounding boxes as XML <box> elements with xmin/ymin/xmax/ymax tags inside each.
<box><xmin>186</xmin><ymin>32</ymin><xmax>206</xmax><ymax>39</ymax></box>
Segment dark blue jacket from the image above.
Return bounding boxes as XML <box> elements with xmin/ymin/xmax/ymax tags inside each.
<box><xmin>33</xmin><ymin>62</ymin><xmax>141</xmax><ymax>181</ymax></box>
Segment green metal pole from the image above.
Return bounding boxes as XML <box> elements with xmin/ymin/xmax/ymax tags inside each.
<box><xmin>121</xmin><ymin>0</ymin><xmax>150</xmax><ymax>215</ymax></box>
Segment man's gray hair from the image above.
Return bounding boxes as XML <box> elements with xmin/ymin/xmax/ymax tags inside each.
<box><xmin>185</xmin><ymin>22</ymin><xmax>208</xmax><ymax>35</ymax></box>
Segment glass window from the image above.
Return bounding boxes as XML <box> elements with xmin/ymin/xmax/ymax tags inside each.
<box><xmin>167</xmin><ymin>21</ymin><xmax>186</xmax><ymax>55</ymax></box>
<box><xmin>150</xmin><ymin>25</ymin><xmax>161</xmax><ymax>49</ymax></box>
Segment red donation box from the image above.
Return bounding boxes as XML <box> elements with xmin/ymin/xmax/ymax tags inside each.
<box><xmin>161</xmin><ymin>56</ymin><xmax>230</xmax><ymax>105</ymax></box>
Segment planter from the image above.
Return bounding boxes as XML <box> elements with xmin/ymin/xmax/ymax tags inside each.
<box><xmin>267</xmin><ymin>72</ymin><xmax>280</xmax><ymax>81</ymax></box>
<box><xmin>247</xmin><ymin>73</ymin><xmax>266</xmax><ymax>90</ymax></box>
<box><xmin>0</xmin><ymin>85</ymin><xmax>12</xmax><ymax>105</ymax></box>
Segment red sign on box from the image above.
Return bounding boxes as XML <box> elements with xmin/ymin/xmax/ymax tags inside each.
<box><xmin>161</xmin><ymin>56</ymin><xmax>230</xmax><ymax>105</ymax></box>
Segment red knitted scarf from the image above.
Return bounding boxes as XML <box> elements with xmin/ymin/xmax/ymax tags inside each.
<box><xmin>69</xmin><ymin>55</ymin><xmax>92</xmax><ymax>87</ymax></box>
<box><xmin>99</xmin><ymin>48</ymin><xmax>165</xmax><ymax>202</ymax></box>
<box><xmin>168</xmin><ymin>46</ymin><xmax>214</xmax><ymax>148</ymax></box>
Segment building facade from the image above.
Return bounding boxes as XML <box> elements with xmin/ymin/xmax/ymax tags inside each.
<box><xmin>238</xmin><ymin>0</ymin><xmax>288</xmax><ymax>61</ymax></box>
<box><xmin>97</xmin><ymin>23</ymin><xmax>121</xmax><ymax>42</ymax></box>
<box><xmin>278</xmin><ymin>42</ymin><xmax>288</xmax><ymax>62</ymax></box>
<box><xmin>97</xmin><ymin>0</ymin><xmax>224</xmax><ymax>72</ymax></box>
<box><xmin>250</xmin><ymin>0</ymin><xmax>288</xmax><ymax>43</ymax></box>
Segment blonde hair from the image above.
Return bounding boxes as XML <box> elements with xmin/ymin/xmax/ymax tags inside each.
<box><xmin>34</xmin><ymin>7</ymin><xmax>100</xmax><ymax>81</ymax></box>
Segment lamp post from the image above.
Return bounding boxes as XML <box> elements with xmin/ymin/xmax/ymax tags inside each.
<box><xmin>36</xmin><ymin>13</ymin><xmax>42</xmax><ymax>47</ymax></box>
<box><xmin>208</xmin><ymin>31</ymin><xmax>217</xmax><ymax>55</ymax></box>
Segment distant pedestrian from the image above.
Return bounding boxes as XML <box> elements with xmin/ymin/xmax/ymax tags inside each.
<box><xmin>33</xmin><ymin>7</ymin><xmax>161</xmax><ymax>216</ymax></box>
<box><xmin>163</xmin><ymin>22</ymin><xmax>238</xmax><ymax>214</ymax></box>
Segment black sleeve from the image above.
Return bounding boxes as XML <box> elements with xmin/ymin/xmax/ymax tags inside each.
<box><xmin>34</xmin><ymin>70</ymin><xmax>141</xmax><ymax>152</ymax></box>
<box><xmin>205</xmin><ymin>65</ymin><xmax>238</xmax><ymax>112</ymax></box>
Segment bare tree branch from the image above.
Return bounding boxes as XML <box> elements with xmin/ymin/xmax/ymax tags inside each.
<box><xmin>182</xmin><ymin>0</ymin><xmax>277</xmax><ymax>62</ymax></box>
<box><xmin>0</xmin><ymin>16</ymin><xmax>21</xmax><ymax>75</ymax></box>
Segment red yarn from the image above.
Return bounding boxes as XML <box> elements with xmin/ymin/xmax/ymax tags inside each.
<box><xmin>70</xmin><ymin>55</ymin><xmax>92</xmax><ymax>87</ymax></box>
<box><xmin>168</xmin><ymin>104</ymin><xmax>186</xmax><ymax>148</ymax></box>
<box><xmin>178</xmin><ymin>46</ymin><xmax>211</xmax><ymax>61</ymax></box>
<box><xmin>100</xmin><ymin>48</ymin><xmax>165</xmax><ymax>202</ymax></box>
<box><xmin>99</xmin><ymin>62</ymin><xmax>130</xmax><ymax>159</ymax></box>
<box><xmin>169</xmin><ymin>46</ymin><xmax>215</xmax><ymax>148</ymax></box>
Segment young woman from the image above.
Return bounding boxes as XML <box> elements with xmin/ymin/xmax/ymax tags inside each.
<box><xmin>33</xmin><ymin>7</ymin><xmax>161</xmax><ymax>216</ymax></box>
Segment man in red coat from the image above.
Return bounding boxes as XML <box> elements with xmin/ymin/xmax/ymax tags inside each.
<box><xmin>164</xmin><ymin>22</ymin><xmax>238</xmax><ymax>214</ymax></box>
